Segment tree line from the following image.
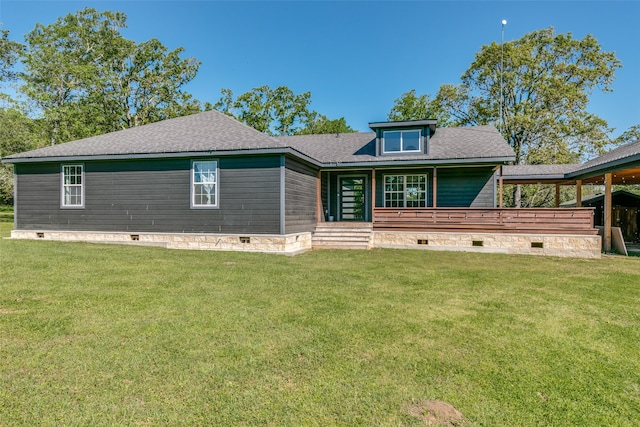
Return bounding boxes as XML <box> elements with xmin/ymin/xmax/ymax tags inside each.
<box><xmin>1</xmin><ymin>8</ymin><xmax>638</xmax><ymax>206</ymax></box>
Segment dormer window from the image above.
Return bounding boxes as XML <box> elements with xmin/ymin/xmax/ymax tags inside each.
<box><xmin>383</xmin><ymin>130</ymin><xmax>421</xmax><ymax>153</ymax></box>
<box><xmin>369</xmin><ymin>119</ymin><xmax>436</xmax><ymax>157</ymax></box>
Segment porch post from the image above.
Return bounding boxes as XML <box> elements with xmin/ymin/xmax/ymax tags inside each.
<box><xmin>371</xmin><ymin>169</ymin><xmax>376</xmax><ymax>224</ymax></box>
<box><xmin>604</xmin><ymin>173</ymin><xmax>612</xmax><ymax>252</ymax></box>
<box><xmin>499</xmin><ymin>166</ymin><xmax>504</xmax><ymax>208</ymax></box>
<box><xmin>555</xmin><ymin>184</ymin><xmax>560</xmax><ymax>207</ymax></box>
<box><xmin>317</xmin><ymin>170</ymin><xmax>323</xmax><ymax>223</ymax></box>
<box><xmin>576</xmin><ymin>180</ymin><xmax>582</xmax><ymax>207</ymax></box>
<box><xmin>432</xmin><ymin>167</ymin><xmax>437</xmax><ymax>208</ymax></box>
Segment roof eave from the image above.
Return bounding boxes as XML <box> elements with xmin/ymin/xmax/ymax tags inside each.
<box><xmin>368</xmin><ymin>120</ymin><xmax>438</xmax><ymax>135</ymax></box>
<box><xmin>566</xmin><ymin>153</ymin><xmax>640</xmax><ymax>179</ymax></box>
<box><xmin>2</xmin><ymin>147</ymin><xmax>323</xmax><ymax>167</ymax></box>
<box><xmin>319</xmin><ymin>156</ymin><xmax>514</xmax><ymax>169</ymax></box>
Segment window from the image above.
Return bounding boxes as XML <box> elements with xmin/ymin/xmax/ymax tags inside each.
<box><xmin>383</xmin><ymin>130</ymin><xmax>421</xmax><ymax>153</ymax></box>
<box><xmin>384</xmin><ymin>174</ymin><xmax>427</xmax><ymax>207</ymax></box>
<box><xmin>61</xmin><ymin>165</ymin><xmax>84</xmax><ymax>208</ymax></box>
<box><xmin>191</xmin><ymin>160</ymin><xmax>218</xmax><ymax>208</ymax></box>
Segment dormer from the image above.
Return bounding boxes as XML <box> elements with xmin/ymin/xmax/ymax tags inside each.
<box><xmin>369</xmin><ymin>120</ymin><xmax>437</xmax><ymax>157</ymax></box>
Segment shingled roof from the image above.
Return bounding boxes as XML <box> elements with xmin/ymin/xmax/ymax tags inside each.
<box><xmin>3</xmin><ymin>111</ymin><xmax>515</xmax><ymax>166</ymax></box>
<box><xmin>568</xmin><ymin>139</ymin><xmax>640</xmax><ymax>178</ymax></box>
<box><xmin>277</xmin><ymin>125</ymin><xmax>515</xmax><ymax>165</ymax></box>
<box><xmin>502</xmin><ymin>164</ymin><xmax>581</xmax><ymax>182</ymax></box>
<box><xmin>3</xmin><ymin>110</ymin><xmax>286</xmax><ymax>161</ymax></box>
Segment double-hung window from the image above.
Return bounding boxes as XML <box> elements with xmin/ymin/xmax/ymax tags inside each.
<box><xmin>383</xmin><ymin>130</ymin><xmax>421</xmax><ymax>153</ymax></box>
<box><xmin>191</xmin><ymin>160</ymin><xmax>218</xmax><ymax>208</ymax></box>
<box><xmin>384</xmin><ymin>174</ymin><xmax>427</xmax><ymax>208</ymax></box>
<box><xmin>61</xmin><ymin>165</ymin><xmax>84</xmax><ymax>208</ymax></box>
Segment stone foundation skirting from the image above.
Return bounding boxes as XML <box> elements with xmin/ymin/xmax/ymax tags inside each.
<box><xmin>9</xmin><ymin>230</ymin><xmax>313</xmax><ymax>255</ymax></box>
<box><xmin>372</xmin><ymin>231</ymin><xmax>601</xmax><ymax>258</ymax></box>
<box><xmin>9</xmin><ymin>229</ymin><xmax>602</xmax><ymax>258</ymax></box>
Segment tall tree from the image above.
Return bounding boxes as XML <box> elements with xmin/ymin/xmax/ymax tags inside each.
<box><xmin>214</xmin><ymin>86</ymin><xmax>353</xmax><ymax>136</ymax></box>
<box><xmin>0</xmin><ymin>108</ymin><xmax>46</xmax><ymax>204</ymax></box>
<box><xmin>388</xmin><ymin>89</ymin><xmax>451</xmax><ymax>125</ymax></box>
<box><xmin>295</xmin><ymin>112</ymin><xmax>355</xmax><ymax>135</ymax></box>
<box><xmin>0</xmin><ymin>29</ymin><xmax>22</xmax><ymax>86</ymax></box>
<box><xmin>215</xmin><ymin>85</ymin><xmax>311</xmax><ymax>136</ymax></box>
<box><xmin>98</xmin><ymin>37</ymin><xmax>201</xmax><ymax>130</ymax></box>
<box><xmin>615</xmin><ymin>124</ymin><xmax>640</xmax><ymax>145</ymax></box>
<box><xmin>19</xmin><ymin>8</ymin><xmax>200</xmax><ymax>145</ymax></box>
<box><xmin>427</xmin><ymin>27</ymin><xmax>621</xmax><ymax>207</ymax></box>
<box><xmin>436</xmin><ymin>27</ymin><xmax>621</xmax><ymax>166</ymax></box>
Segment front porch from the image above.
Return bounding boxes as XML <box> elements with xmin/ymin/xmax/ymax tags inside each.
<box><xmin>372</xmin><ymin>207</ymin><xmax>597</xmax><ymax>235</ymax></box>
<box><xmin>315</xmin><ymin>168</ymin><xmax>601</xmax><ymax>257</ymax></box>
<box><xmin>311</xmin><ymin>207</ymin><xmax>600</xmax><ymax>257</ymax></box>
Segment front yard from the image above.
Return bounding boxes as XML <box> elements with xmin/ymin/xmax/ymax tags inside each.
<box><xmin>0</xmin><ymin>222</ymin><xmax>638</xmax><ymax>425</ymax></box>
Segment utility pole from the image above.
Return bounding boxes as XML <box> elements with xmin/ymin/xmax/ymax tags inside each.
<box><xmin>500</xmin><ymin>19</ymin><xmax>507</xmax><ymax>133</ymax></box>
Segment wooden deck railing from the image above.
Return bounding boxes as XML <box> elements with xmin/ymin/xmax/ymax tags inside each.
<box><xmin>372</xmin><ymin>207</ymin><xmax>597</xmax><ymax>235</ymax></box>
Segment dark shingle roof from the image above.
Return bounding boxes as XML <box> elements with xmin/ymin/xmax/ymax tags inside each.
<box><xmin>502</xmin><ymin>164</ymin><xmax>581</xmax><ymax>181</ymax></box>
<box><xmin>3</xmin><ymin>110</ymin><xmax>285</xmax><ymax>160</ymax></box>
<box><xmin>3</xmin><ymin>112</ymin><xmax>515</xmax><ymax>166</ymax></box>
<box><xmin>568</xmin><ymin>139</ymin><xmax>640</xmax><ymax>178</ymax></box>
<box><xmin>277</xmin><ymin>125</ymin><xmax>515</xmax><ymax>165</ymax></box>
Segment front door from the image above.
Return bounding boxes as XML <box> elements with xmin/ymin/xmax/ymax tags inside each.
<box><xmin>339</xmin><ymin>177</ymin><xmax>366</xmax><ymax>221</ymax></box>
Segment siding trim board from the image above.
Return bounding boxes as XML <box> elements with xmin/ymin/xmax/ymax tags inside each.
<box><xmin>280</xmin><ymin>155</ymin><xmax>285</xmax><ymax>235</ymax></box>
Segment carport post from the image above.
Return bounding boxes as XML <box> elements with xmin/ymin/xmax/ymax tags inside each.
<box><xmin>604</xmin><ymin>173</ymin><xmax>612</xmax><ymax>252</ymax></box>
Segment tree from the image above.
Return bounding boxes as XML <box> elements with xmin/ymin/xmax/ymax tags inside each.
<box><xmin>0</xmin><ymin>29</ymin><xmax>22</xmax><ymax>86</ymax></box>
<box><xmin>19</xmin><ymin>8</ymin><xmax>201</xmax><ymax>145</ymax></box>
<box><xmin>430</xmin><ymin>27</ymin><xmax>621</xmax><ymax>207</ymax></box>
<box><xmin>214</xmin><ymin>86</ymin><xmax>354</xmax><ymax>136</ymax></box>
<box><xmin>437</xmin><ymin>27</ymin><xmax>620</xmax><ymax>166</ymax></box>
<box><xmin>98</xmin><ymin>37</ymin><xmax>201</xmax><ymax>130</ymax></box>
<box><xmin>388</xmin><ymin>89</ymin><xmax>451</xmax><ymax>125</ymax></box>
<box><xmin>0</xmin><ymin>108</ymin><xmax>46</xmax><ymax>204</ymax></box>
<box><xmin>214</xmin><ymin>85</ymin><xmax>311</xmax><ymax>136</ymax></box>
<box><xmin>296</xmin><ymin>112</ymin><xmax>355</xmax><ymax>135</ymax></box>
<box><xmin>615</xmin><ymin>124</ymin><xmax>640</xmax><ymax>145</ymax></box>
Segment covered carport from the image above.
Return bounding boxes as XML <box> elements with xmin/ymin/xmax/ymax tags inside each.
<box><xmin>502</xmin><ymin>139</ymin><xmax>640</xmax><ymax>253</ymax></box>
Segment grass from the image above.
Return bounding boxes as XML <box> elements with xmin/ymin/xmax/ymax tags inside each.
<box><xmin>0</xmin><ymin>219</ymin><xmax>639</xmax><ymax>425</ymax></box>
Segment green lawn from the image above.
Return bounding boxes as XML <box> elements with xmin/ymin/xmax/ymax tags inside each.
<box><xmin>1</xmin><ymin>220</ymin><xmax>639</xmax><ymax>425</ymax></box>
<box><xmin>0</xmin><ymin>205</ymin><xmax>13</xmax><ymax>238</ymax></box>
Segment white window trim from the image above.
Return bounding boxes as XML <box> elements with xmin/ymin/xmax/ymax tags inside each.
<box><xmin>382</xmin><ymin>129</ymin><xmax>422</xmax><ymax>154</ymax></box>
<box><xmin>61</xmin><ymin>164</ymin><xmax>85</xmax><ymax>209</ymax></box>
<box><xmin>190</xmin><ymin>159</ymin><xmax>219</xmax><ymax>209</ymax></box>
<box><xmin>383</xmin><ymin>174</ymin><xmax>428</xmax><ymax>208</ymax></box>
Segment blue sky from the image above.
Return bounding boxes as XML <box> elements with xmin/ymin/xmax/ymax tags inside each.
<box><xmin>1</xmin><ymin>0</ymin><xmax>638</xmax><ymax>137</ymax></box>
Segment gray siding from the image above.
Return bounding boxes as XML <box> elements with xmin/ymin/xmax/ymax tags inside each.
<box><xmin>373</xmin><ymin>166</ymin><xmax>495</xmax><ymax>208</ymax></box>
<box><xmin>14</xmin><ymin>156</ymin><xmax>282</xmax><ymax>234</ymax></box>
<box><xmin>284</xmin><ymin>157</ymin><xmax>318</xmax><ymax>233</ymax></box>
<box><xmin>436</xmin><ymin>167</ymin><xmax>495</xmax><ymax>207</ymax></box>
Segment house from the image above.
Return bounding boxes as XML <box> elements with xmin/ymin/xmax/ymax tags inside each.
<box><xmin>2</xmin><ymin>110</ymin><xmax>601</xmax><ymax>257</ymax></box>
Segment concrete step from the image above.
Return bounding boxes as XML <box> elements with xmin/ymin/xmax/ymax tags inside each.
<box><xmin>313</xmin><ymin>235</ymin><xmax>370</xmax><ymax>241</ymax></box>
<box><xmin>312</xmin><ymin>236</ymin><xmax>371</xmax><ymax>241</ymax></box>
<box><xmin>312</xmin><ymin>223</ymin><xmax>372</xmax><ymax>250</ymax></box>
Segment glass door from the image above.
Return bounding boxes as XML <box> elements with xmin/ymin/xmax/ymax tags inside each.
<box><xmin>339</xmin><ymin>177</ymin><xmax>366</xmax><ymax>221</ymax></box>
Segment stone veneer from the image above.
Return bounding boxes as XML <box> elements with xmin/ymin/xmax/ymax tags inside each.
<box><xmin>10</xmin><ymin>230</ymin><xmax>313</xmax><ymax>255</ymax></box>
<box><xmin>9</xmin><ymin>229</ymin><xmax>602</xmax><ymax>258</ymax></box>
<box><xmin>372</xmin><ymin>231</ymin><xmax>601</xmax><ymax>258</ymax></box>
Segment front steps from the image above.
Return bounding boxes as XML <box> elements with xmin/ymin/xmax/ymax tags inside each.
<box><xmin>312</xmin><ymin>222</ymin><xmax>373</xmax><ymax>250</ymax></box>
